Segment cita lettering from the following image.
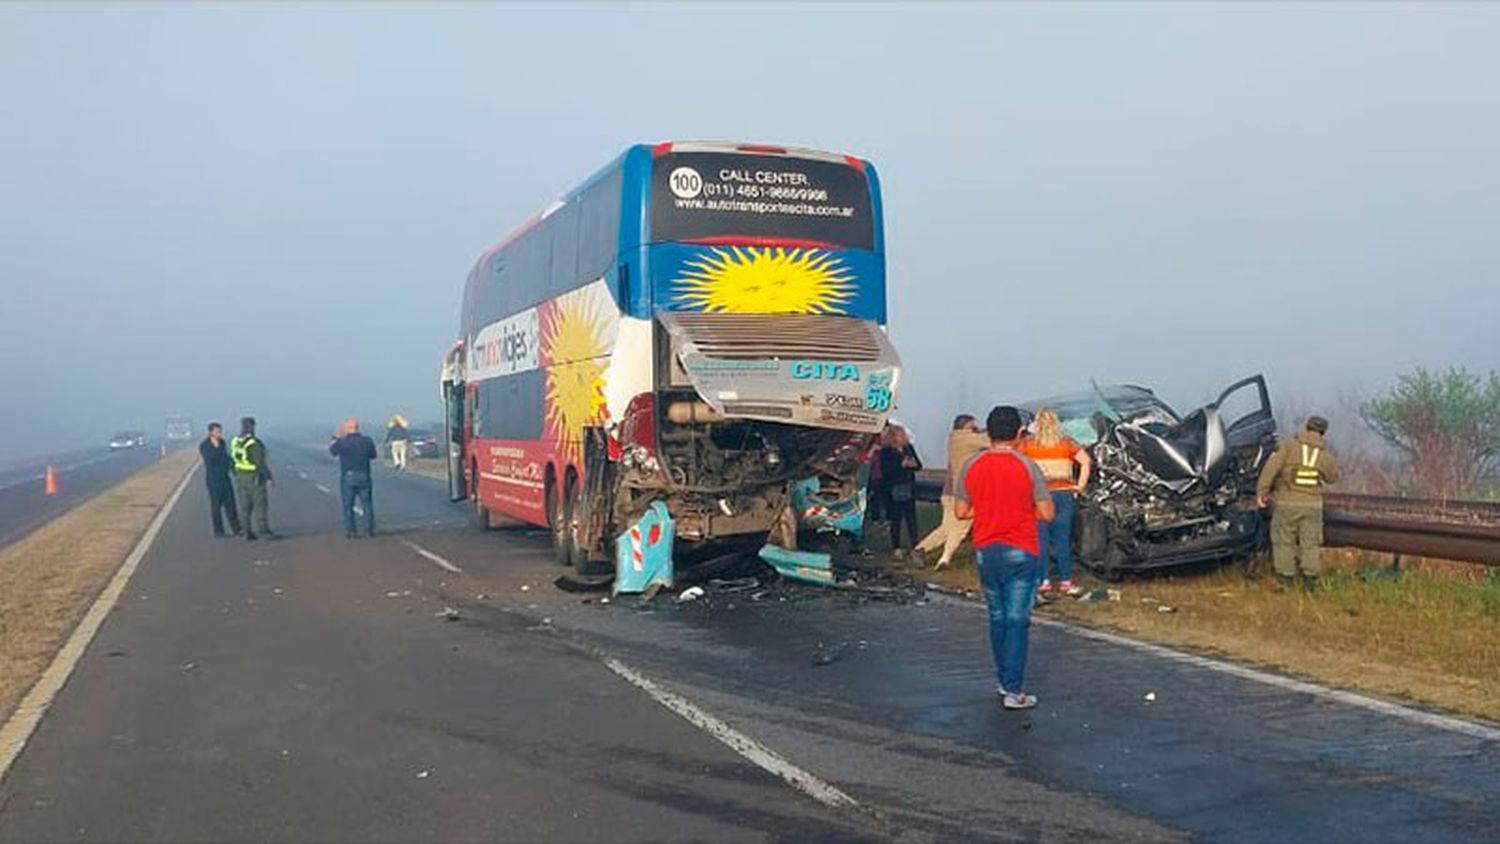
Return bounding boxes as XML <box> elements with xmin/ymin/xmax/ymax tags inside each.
<box><xmin>790</xmin><ymin>361</ymin><xmax>860</xmax><ymax>381</ymax></box>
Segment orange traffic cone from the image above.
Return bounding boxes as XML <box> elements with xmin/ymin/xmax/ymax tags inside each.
<box><xmin>44</xmin><ymin>464</ymin><xmax>58</xmax><ymax>496</ymax></box>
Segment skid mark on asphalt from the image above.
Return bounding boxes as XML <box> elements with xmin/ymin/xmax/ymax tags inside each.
<box><xmin>401</xmin><ymin>540</ymin><xmax>463</xmax><ymax>574</ymax></box>
<box><xmin>602</xmin><ymin>658</ymin><xmax>858</xmax><ymax>810</ymax></box>
<box><xmin>937</xmin><ymin>596</ymin><xmax>1500</xmax><ymax>742</ymax></box>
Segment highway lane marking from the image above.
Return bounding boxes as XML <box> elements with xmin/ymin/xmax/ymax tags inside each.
<box><xmin>1032</xmin><ymin>617</ymin><xmax>1500</xmax><ymax>742</ymax></box>
<box><xmin>602</xmin><ymin>658</ymin><xmax>859</xmax><ymax>810</ymax></box>
<box><xmin>401</xmin><ymin>540</ymin><xmax>463</xmax><ymax>574</ymax></box>
<box><xmin>0</xmin><ymin>461</ymin><xmax>199</xmax><ymax>784</ymax></box>
<box><xmin>940</xmin><ymin>595</ymin><xmax>1500</xmax><ymax>741</ymax></box>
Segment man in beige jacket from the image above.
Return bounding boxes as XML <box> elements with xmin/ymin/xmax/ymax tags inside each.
<box><xmin>917</xmin><ymin>414</ymin><xmax>991</xmax><ymax>568</ymax></box>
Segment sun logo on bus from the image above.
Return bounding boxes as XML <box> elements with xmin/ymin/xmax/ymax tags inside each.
<box><xmin>673</xmin><ymin>247</ymin><xmax>855</xmax><ymax>314</ymax></box>
<box><xmin>542</xmin><ymin>286</ymin><xmax>614</xmax><ymax>465</ymax></box>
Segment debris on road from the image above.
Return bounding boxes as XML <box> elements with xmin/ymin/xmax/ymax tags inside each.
<box><xmin>436</xmin><ymin>607</ymin><xmax>460</xmax><ymax>621</ymax></box>
<box><xmin>181</xmin><ymin>662</ymin><xmax>196</xmax><ymax>672</ymax></box>
<box><xmin>811</xmin><ymin>641</ymin><xmax>851</xmax><ymax>666</ymax></box>
<box><xmin>520</xmin><ymin>585</ymin><xmax>531</xmax><ymax>592</ymax></box>
<box><xmin>386</xmin><ymin>591</ymin><xmax>400</xmax><ymax>598</ymax></box>
<box><xmin>416</xmin><ymin>770</ymin><xmax>430</xmax><ymax>779</ymax></box>
<box><xmin>1078</xmin><ymin>588</ymin><xmax>1122</xmax><ymax>602</ymax></box>
<box><xmin>758</xmin><ymin>544</ymin><xmax>834</xmax><ymax>585</ymax></box>
<box><xmin>554</xmin><ymin>574</ymin><xmax>613</xmax><ymax>593</ymax></box>
<box><xmin>707</xmin><ymin>576</ymin><xmax>760</xmax><ymax>593</ymax></box>
<box><xmin>1144</xmin><ymin>692</ymin><xmax>1157</xmax><ymax>703</ymax></box>
<box><xmin>677</xmin><ymin>586</ymin><xmax>706</xmax><ymax>603</ymax></box>
<box><xmin>1157</xmin><ymin>605</ymin><xmax>1178</xmax><ymax>614</ymax></box>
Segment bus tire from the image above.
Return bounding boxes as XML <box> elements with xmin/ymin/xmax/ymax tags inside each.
<box><xmin>563</xmin><ymin>471</ymin><xmax>585</xmax><ymax>569</ymax></box>
<box><xmin>547</xmin><ymin>467</ymin><xmax>569</xmax><ymax>565</ymax></box>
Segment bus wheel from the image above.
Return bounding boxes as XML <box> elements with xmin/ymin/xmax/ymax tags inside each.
<box><xmin>547</xmin><ymin>468</ymin><xmax>570</xmax><ymax>565</ymax></box>
<box><xmin>562</xmin><ymin>472</ymin><xmax>600</xmax><ymax>572</ymax></box>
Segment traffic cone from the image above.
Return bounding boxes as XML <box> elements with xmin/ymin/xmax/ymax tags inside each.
<box><xmin>44</xmin><ymin>465</ymin><xmax>58</xmax><ymax>496</ymax></box>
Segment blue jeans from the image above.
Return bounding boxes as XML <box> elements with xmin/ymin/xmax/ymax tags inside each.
<box><xmin>976</xmin><ymin>543</ymin><xmax>1043</xmax><ymax>693</ymax></box>
<box><xmin>340</xmin><ymin>470</ymin><xmax>374</xmax><ymax>536</ymax></box>
<box><xmin>1036</xmin><ymin>491</ymin><xmax>1076</xmax><ymax>581</ymax></box>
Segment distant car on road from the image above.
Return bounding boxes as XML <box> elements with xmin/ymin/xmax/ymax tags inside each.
<box><xmin>108</xmin><ymin>430</ymin><xmax>148</xmax><ymax>451</ymax></box>
<box><xmin>407</xmin><ymin>428</ymin><xmax>441</xmax><ymax>459</ymax></box>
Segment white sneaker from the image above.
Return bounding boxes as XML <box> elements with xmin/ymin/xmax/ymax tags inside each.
<box><xmin>1002</xmin><ymin>691</ymin><xmax>1038</xmax><ymax>710</ymax></box>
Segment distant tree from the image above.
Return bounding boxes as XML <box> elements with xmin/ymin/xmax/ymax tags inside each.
<box><xmin>1359</xmin><ymin>368</ymin><xmax>1500</xmax><ymax>496</ymax></box>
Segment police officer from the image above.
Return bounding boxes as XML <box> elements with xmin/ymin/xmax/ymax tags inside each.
<box><xmin>1257</xmin><ymin>415</ymin><xmax>1338</xmax><ymax>590</ymax></box>
<box><xmin>230</xmin><ymin>416</ymin><xmax>278</xmax><ymax>540</ymax></box>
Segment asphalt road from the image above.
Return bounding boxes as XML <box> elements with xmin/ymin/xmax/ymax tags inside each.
<box><xmin>0</xmin><ymin>445</ymin><xmax>171</xmax><ymax>547</ymax></box>
<box><xmin>1</xmin><ymin>442</ymin><xmax>1497</xmax><ymax>842</ymax></box>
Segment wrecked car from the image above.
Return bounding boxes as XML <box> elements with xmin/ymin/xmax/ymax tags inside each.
<box><xmin>1021</xmin><ymin>376</ymin><xmax>1277</xmax><ymax>577</ymax></box>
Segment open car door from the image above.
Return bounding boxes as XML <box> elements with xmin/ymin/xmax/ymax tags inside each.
<box><xmin>1216</xmin><ymin>375</ymin><xmax>1276</xmax><ymax>450</ymax></box>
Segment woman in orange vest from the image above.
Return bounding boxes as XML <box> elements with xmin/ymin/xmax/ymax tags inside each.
<box><xmin>1020</xmin><ymin>409</ymin><xmax>1092</xmax><ymax>596</ymax></box>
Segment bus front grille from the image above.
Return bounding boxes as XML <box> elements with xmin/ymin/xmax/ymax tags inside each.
<box><xmin>662</xmin><ymin>312</ymin><xmax>885</xmax><ymax>361</ymax></box>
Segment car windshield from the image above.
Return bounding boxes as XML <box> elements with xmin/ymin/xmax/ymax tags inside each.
<box><xmin>1020</xmin><ymin>385</ymin><xmax>1180</xmax><ymax>445</ymax></box>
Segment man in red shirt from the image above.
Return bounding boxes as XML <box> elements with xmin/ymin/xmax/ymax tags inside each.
<box><xmin>955</xmin><ymin>406</ymin><xmax>1056</xmax><ymax>710</ymax></box>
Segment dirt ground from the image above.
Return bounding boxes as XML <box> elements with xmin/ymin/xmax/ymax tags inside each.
<box><xmin>885</xmin><ymin>502</ymin><xmax>1500</xmax><ymax>722</ymax></box>
<box><xmin>0</xmin><ymin>451</ymin><xmax>194</xmax><ymax>722</ymax></box>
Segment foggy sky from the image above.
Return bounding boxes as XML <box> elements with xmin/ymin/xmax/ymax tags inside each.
<box><xmin>1</xmin><ymin>2</ymin><xmax>1496</xmax><ymax>460</ymax></box>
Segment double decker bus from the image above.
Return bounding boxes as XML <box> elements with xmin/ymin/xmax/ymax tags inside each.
<box><xmin>442</xmin><ymin>141</ymin><xmax>901</xmax><ymax>568</ymax></box>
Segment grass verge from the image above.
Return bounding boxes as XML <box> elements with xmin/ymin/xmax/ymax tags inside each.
<box><xmin>886</xmin><ymin>503</ymin><xmax>1500</xmax><ymax>722</ymax></box>
<box><xmin>0</xmin><ymin>450</ymin><xmax>194</xmax><ymax>722</ymax></box>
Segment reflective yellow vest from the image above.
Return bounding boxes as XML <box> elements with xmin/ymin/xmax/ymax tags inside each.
<box><xmin>1293</xmin><ymin>443</ymin><xmax>1322</xmax><ymax>488</ymax></box>
<box><xmin>230</xmin><ymin>435</ymin><xmax>259</xmax><ymax>473</ymax></box>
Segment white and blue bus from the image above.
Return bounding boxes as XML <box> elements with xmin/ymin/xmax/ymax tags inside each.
<box><xmin>442</xmin><ymin>141</ymin><xmax>901</xmax><ymax>567</ymax></box>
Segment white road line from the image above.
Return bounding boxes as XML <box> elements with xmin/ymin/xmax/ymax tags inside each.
<box><xmin>939</xmin><ymin>595</ymin><xmax>1500</xmax><ymax>740</ymax></box>
<box><xmin>0</xmin><ymin>461</ymin><xmax>198</xmax><ymax>784</ymax></box>
<box><xmin>314</xmin><ymin>483</ymin><xmax>332</xmax><ymax>495</ymax></box>
<box><xmin>401</xmin><ymin>540</ymin><xmax>463</xmax><ymax>574</ymax></box>
<box><xmin>602</xmin><ymin>658</ymin><xmax>858</xmax><ymax>809</ymax></box>
<box><xmin>1031</xmin><ymin>616</ymin><xmax>1500</xmax><ymax>742</ymax></box>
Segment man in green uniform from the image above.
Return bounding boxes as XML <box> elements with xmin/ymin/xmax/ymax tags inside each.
<box><xmin>230</xmin><ymin>416</ymin><xmax>278</xmax><ymax>541</ymax></box>
<box><xmin>1256</xmin><ymin>415</ymin><xmax>1338</xmax><ymax>590</ymax></box>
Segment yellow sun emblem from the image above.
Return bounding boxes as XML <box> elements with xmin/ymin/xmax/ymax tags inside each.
<box><xmin>674</xmin><ymin>247</ymin><xmax>855</xmax><ymax>314</ymax></box>
<box><xmin>542</xmin><ymin>289</ymin><xmax>612</xmax><ymax>466</ymax></box>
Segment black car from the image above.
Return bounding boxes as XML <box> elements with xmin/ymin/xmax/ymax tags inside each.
<box><xmin>406</xmin><ymin>428</ymin><xmax>441</xmax><ymax>459</ymax></box>
<box><xmin>1020</xmin><ymin>375</ymin><xmax>1277</xmax><ymax>577</ymax></box>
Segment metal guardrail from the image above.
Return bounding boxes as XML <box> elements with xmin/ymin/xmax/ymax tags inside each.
<box><xmin>911</xmin><ymin>469</ymin><xmax>1500</xmax><ymax>566</ymax></box>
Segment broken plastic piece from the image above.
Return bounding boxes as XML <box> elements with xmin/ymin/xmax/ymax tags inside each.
<box><xmin>1144</xmin><ymin>692</ymin><xmax>1157</xmax><ymax>702</ymax></box>
<box><xmin>758</xmin><ymin>544</ymin><xmax>834</xmax><ymax>585</ymax></box>
<box><xmin>677</xmin><ymin>586</ymin><xmax>705</xmax><ymax>602</ymax></box>
<box><xmin>615</xmin><ymin>501</ymin><xmax>676</xmax><ymax>596</ymax></box>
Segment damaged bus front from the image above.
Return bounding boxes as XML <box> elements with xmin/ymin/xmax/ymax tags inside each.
<box><xmin>444</xmin><ymin>142</ymin><xmax>899</xmax><ymax>583</ymax></box>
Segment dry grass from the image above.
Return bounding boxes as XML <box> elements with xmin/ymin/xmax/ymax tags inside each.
<box><xmin>888</xmin><ymin>504</ymin><xmax>1500</xmax><ymax>722</ymax></box>
<box><xmin>0</xmin><ymin>450</ymin><xmax>193</xmax><ymax>721</ymax></box>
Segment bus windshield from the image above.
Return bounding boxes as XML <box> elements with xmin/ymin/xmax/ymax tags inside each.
<box><xmin>650</xmin><ymin>151</ymin><xmax>874</xmax><ymax>250</ymax></box>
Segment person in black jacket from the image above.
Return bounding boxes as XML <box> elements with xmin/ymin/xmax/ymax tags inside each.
<box><xmin>197</xmin><ymin>422</ymin><xmax>241</xmax><ymax>537</ymax></box>
<box><xmin>880</xmin><ymin>425</ymin><xmax>924</xmax><ymax>559</ymax></box>
<box><xmin>330</xmin><ymin>418</ymin><xmax>379</xmax><ymax>538</ymax></box>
